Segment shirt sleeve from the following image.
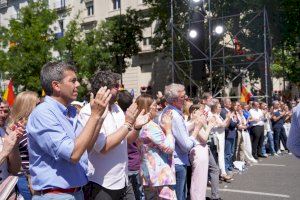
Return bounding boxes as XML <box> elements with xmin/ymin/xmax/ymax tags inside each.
<box><xmin>171</xmin><ymin>112</ymin><xmax>195</xmax><ymax>153</ymax></box>
<box><xmin>78</xmin><ymin>104</ymin><xmax>107</xmax><ymax>154</ymax></box>
<box><xmin>93</xmin><ymin>128</ymin><xmax>107</xmax><ymax>153</ymax></box>
<box><xmin>26</xmin><ymin>110</ymin><xmax>75</xmax><ymax>162</ymax></box>
<box><xmin>146</xmin><ymin>124</ymin><xmax>175</xmax><ymax>154</ymax></box>
<box><xmin>287</xmin><ymin>109</ymin><xmax>300</xmax><ymax>158</ymax></box>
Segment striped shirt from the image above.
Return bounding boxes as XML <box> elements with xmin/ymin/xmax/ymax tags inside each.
<box><xmin>18</xmin><ymin>132</ymin><xmax>29</xmax><ymax>174</ymax></box>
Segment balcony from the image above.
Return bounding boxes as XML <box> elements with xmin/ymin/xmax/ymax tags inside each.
<box><xmin>53</xmin><ymin>0</ymin><xmax>66</xmax><ymax>11</ymax></box>
<box><xmin>0</xmin><ymin>0</ymin><xmax>7</xmax><ymax>9</ymax></box>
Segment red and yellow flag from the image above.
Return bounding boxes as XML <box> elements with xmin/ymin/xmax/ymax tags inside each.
<box><xmin>2</xmin><ymin>80</ymin><xmax>15</xmax><ymax>107</ymax></box>
<box><xmin>240</xmin><ymin>84</ymin><xmax>252</xmax><ymax>103</ymax></box>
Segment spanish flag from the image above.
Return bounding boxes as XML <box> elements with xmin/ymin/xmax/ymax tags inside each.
<box><xmin>2</xmin><ymin>80</ymin><xmax>15</xmax><ymax>107</ymax></box>
<box><xmin>240</xmin><ymin>84</ymin><xmax>252</xmax><ymax>103</ymax></box>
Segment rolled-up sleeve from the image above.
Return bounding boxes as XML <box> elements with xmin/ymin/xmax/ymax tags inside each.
<box><xmin>27</xmin><ymin>110</ymin><xmax>74</xmax><ymax>162</ymax></box>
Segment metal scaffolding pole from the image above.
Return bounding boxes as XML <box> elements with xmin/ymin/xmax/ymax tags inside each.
<box><xmin>208</xmin><ymin>0</ymin><xmax>212</xmax><ymax>93</ymax></box>
<box><xmin>171</xmin><ymin>0</ymin><xmax>175</xmax><ymax>83</ymax></box>
<box><xmin>264</xmin><ymin>7</ymin><xmax>268</xmax><ymax>103</ymax></box>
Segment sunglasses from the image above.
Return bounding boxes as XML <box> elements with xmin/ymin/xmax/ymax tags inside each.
<box><xmin>108</xmin><ymin>83</ymin><xmax>120</xmax><ymax>89</ymax></box>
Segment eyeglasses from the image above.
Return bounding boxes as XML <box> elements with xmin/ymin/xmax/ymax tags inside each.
<box><xmin>108</xmin><ymin>83</ymin><xmax>120</xmax><ymax>90</ymax></box>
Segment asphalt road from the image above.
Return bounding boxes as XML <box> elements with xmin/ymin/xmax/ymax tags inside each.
<box><xmin>206</xmin><ymin>153</ymin><xmax>300</xmax><ymax>200</ymax></box>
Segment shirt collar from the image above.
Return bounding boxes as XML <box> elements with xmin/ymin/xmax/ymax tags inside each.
<box><xmin>44</xmin><ymin>96</ymin><xmax>76</xmax><ymax>117</ymax></box>
<box><xmin>167</xmin><ymin>104</ymin><xmax>183</xmax><ymax>115</ymax></box>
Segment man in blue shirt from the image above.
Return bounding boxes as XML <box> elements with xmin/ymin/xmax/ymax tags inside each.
<box><xmin>26</xmin><ymin>62</ymin><xmax>111</xmax><ymax>200</ymax></box>
<box><xmin>160</xmin><ymin>83</ymin><xmax>197</xmax><ymax>200</ymax></box>
<box><xmin>287</xmin><ymin>103</ymin><xmax>300</xmax><ymax>158</ymax></box>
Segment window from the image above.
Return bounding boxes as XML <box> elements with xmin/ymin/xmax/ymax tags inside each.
<box><xmin>59</xmin><ymin>20</ymin><xmax>64</xmax><ymax>35</ymax></box>
<box><xmin>112</xmin><ymin>0</ymin><xmax>120</xmax><ymax>10</ymax></box>
<box><xmin>87</xmin><ymin>4</ymin><xmax>94</xmax><ymax>16</ymax></box>
<box><xmin>143</xmin><ymin>37</ymin><xmax>152</xmax><ymax>46</ymax></box>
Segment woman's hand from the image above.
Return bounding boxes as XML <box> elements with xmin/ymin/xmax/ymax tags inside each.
<box><xmin>134</xmin><ymin>110</ymin><xmax>151</xmax><ymax>130</ymax></box>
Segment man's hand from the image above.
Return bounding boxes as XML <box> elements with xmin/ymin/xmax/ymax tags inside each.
<box><xmin>90</xmin><ymin>87</ymin><xmax>112</xmax><ymax>119</ymax></box>
<box><xmin>160</xmin><ymin>111</ymin><xmax>173</xmax><ymax>134</ymax></box>
<box><xmin>125</xmin><ymin>103</ymin><xmax>140</xmax><ymax>126</ymax></box>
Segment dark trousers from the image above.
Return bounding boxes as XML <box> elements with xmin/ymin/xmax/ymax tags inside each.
<box><xmin>273</xmin><ymin>127</ymin><xmax>288</xmax><ymax>152</ymax></box>
<box><xmin>250</xmin><ymin>126</ymin><xmax>264</xmax><ymax>159</ymax></box>
<box><xmin>83</xmin><ymin>181</ymin><xmax>136</xmax><ymax>200</ymax></box>
<box><xmin>128</xmin><ymin>171</ymin><xmax>145</xmax><ymax>200</ymax></box>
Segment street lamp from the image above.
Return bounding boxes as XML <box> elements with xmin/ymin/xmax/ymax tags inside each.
<box><xmin>192</xmin><ymin>0</ymin><xmax>202</xmax><ymax>3</ymax></box>
<box><xmin>189</xmin><ymin>29</ymin><xmax>198</xmax><ymax>38</ymax></box>
<box><xmin>215</xmin><ymin>25</ymin><xmax>224</xmax><ymax>35</ymax></box>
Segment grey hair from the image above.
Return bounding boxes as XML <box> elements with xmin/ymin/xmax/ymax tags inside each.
<box><xmin>41</xmin><ymin>62</ymin><xmax>77</xmax><ymax>96</ymax></box>
<box><xmin>209</xmin><ymin>98</ymin><xmax>220</xmax><ymax>112</ymax></box>
<box><xmin>164</xmin><ymin>83</ymin><xmax>185</xmax><ymax>104</ymax></box>
<box><xmin>222</xmin><ymin>98</ymin><xmax>231</xmax><ymax>106</ymax></box>
<box><xmin>272</xmin><ymin>100</ymin><xmax>279</xmax><ymax>106</ymax></box>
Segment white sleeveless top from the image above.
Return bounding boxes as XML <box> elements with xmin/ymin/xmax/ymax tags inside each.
<box><xmin>0</xmin><ymin>128</ymin><xmax>9</xmax><ymax>184</ymax></box>
<box><xmin>210</xmin><ymin>113</ymin><xmax>225</xmax><ymax>134</ymax></box>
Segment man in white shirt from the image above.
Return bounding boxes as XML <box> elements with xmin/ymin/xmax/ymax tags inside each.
<box><xmin>249</xmin><ymin>101</ymin><xmax>265</xmax><ymax>159</ymax></box>
<box><xmin>79</xmin><ymin>70</ymin><xmax>149</xmax><ymax>200</ymax></box>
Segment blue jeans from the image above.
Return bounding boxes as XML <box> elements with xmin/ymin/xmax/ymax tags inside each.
<box><xmin>262</xmin><ymin>131</ymin><xmax>276</xmax><ymax>155</ymax></box>
<box><xmin>17</xmin><ymin>174</ymin><xmax>32</xmax><ymax>200</ymax></box>
<box><xmin>175</xmin><ymin>164</ymin><xmax>187</xmax><ymax>200</ymax></box>
<box><xmin>128</xmin><ymin>170</ymin><xmax>145</xmax><ymax>200</ymax></box>
<box><xmin>225</xmin><ymin>137</ymin><xmax>235</xmax><ymax>172</ymax></box>
<box><xmin>32</xmin><ymin>190</ymin><xmax>84</xmax><ymax>200</ymax></box>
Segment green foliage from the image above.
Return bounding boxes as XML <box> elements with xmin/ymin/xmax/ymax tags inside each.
<box><xmin>271</xmin><ymin>45</ymin><xmax>300</xmax><ymax>84</ymax></box>
<box><xmin>0</xmin><ymin>0</ymin><xmax>57</xmax><ymax>92</ymax></box>
<box><xmin>0</xmin><ymin>1</ymin><xmax>57</xmax><ymax>91</ymax></box>
<box><xmin>56</xmin><ymin>8</ymin><xmax>147</xmax><ymax>77</ymax></box>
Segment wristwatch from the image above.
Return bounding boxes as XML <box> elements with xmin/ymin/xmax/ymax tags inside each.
<box><xmin>123</xmin><ymin>123</ymin><xmax>133</xmax><ymax>132</ymax></box>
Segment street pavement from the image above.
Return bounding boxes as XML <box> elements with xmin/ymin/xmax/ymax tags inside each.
<box><xmin>206</xmin><ymin>153</ymin><xmax>300</xmax><ymax>200</ymax></box>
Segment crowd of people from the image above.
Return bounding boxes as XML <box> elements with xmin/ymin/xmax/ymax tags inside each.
<box><xmin>0</xmin><ymin>61</ymin><xmax>299</xmax><ymax>200</ymax></box>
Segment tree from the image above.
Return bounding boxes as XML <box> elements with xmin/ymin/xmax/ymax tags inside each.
<box><xmin>0</xmin><ymin>0</ymin><xmax>57</xmax><ymax>92</ymax></box>
<box><xmin>104</xmin><ymin>8</ymin><xmax>149</xmax><ymax>74</ymax></box>
<box><xmin>54</xmin><ymin>8</ymin><xmax>147</xmax><ymax>99</ymax></box>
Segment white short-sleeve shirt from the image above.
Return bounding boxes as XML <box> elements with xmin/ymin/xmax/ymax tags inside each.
<box><xmin>78</xmin><ymin>103</ymin><xmax>128</xmax><ymax>190</ymax></box>
<box><xmin>249</xmin><ymin>108</ymin><xmax>265</xmax><ymax>126</ymax></box>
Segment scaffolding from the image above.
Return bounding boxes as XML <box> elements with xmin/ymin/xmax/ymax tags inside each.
<box><xmin>169</xmin><ymin>0</ymin><xmax>272</xmax><ymax>102</ymax></box>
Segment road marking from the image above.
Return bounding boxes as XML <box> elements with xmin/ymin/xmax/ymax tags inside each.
<box><xmin>253</xmin><ymin>163</ymin><xmax>286</xmax><ymax>167</ymax></box>
<box><xmin>207</xmin><ymin>188</ymin><xmax>290</xmax><ymax>198</ymax></box>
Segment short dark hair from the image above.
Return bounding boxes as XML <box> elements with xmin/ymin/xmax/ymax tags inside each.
<box><xmin>117</xmin><ymin>90</ymin><xmax>133</xmax><ymax>112</ymax></box>
<box><xmin>41</xmin><ymin>62</ymin><xmax>77</xmax><ymax>96</ymax></box>
<box><xmin>90</xmin><ymin>70</ymin><xmax>121</xmax><ymax>95</ymax></box>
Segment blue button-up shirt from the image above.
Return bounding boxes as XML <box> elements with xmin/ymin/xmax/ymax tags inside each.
<box><xmin>287</xmin><ymin>104</ymin><xmax>300</xmax><ymax>158</ymax></box>
<box><xmin>160</xmin><ymin>105</ymin><xmax>196</xmax><ymax>166</ymax></box>
<box><xmin>26</xmin><ymin>96</ymin><xmax>88</xmax><ymax>190</ymax></box>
